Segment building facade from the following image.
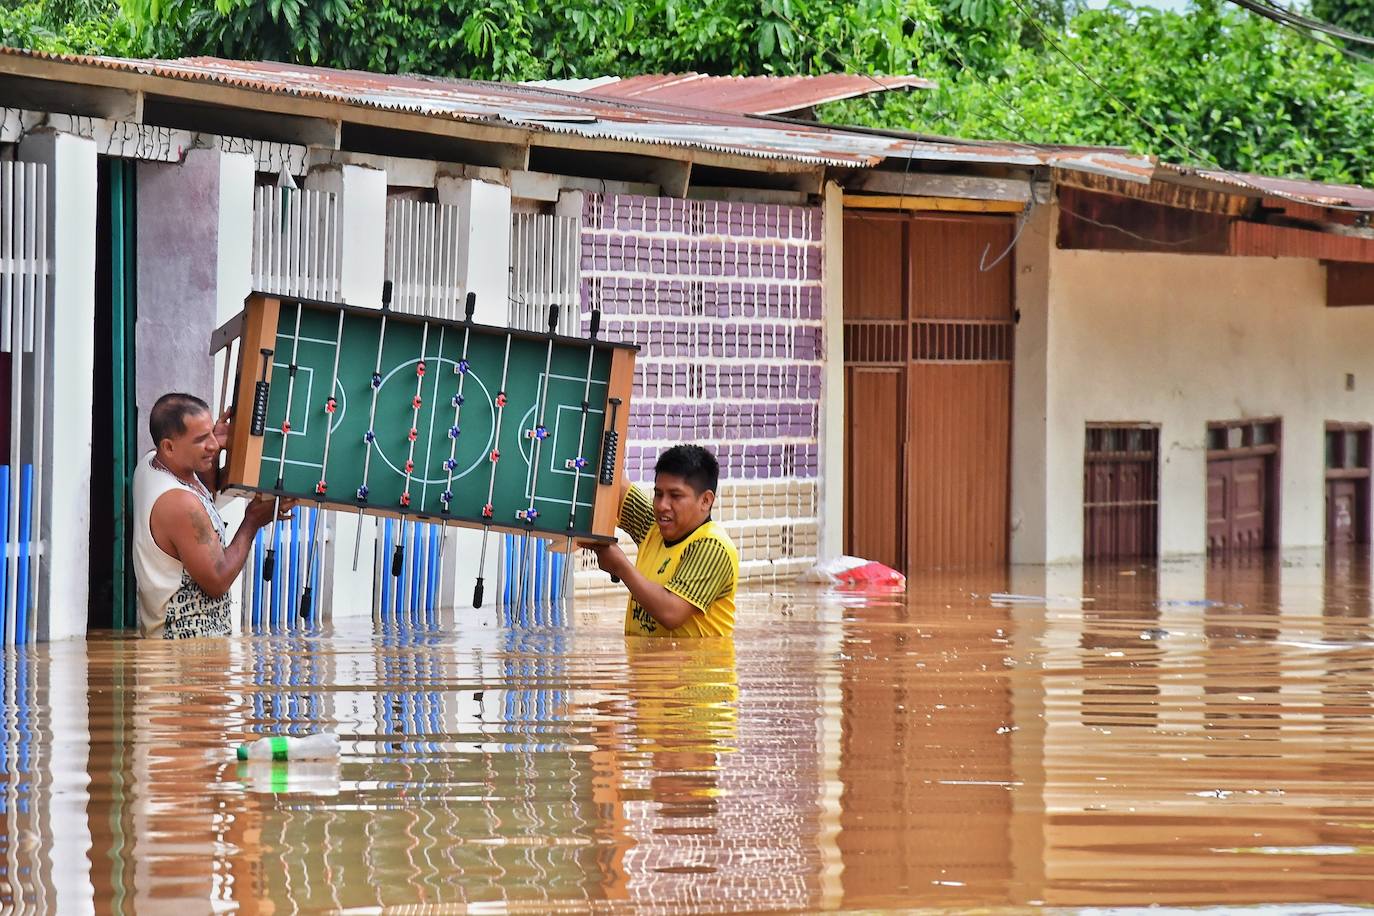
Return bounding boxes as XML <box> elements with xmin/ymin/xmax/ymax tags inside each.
<box><xmin>0</xmin><ymin>48</ymin><xmax>1373</xmax><ymax>639</ymax></box>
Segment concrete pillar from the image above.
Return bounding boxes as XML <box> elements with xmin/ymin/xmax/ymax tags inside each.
<box><xmin>19</xmin><ymin>130</ymin><xmax>96</xmax><ymax>640</ymax></box>
<box><xmin>135</xmin><ymin>149</ymin><xmax>225</xmax><ymax>438</ymax></box>
<box><xmin>307</xmin><ymin>164</ymin><xmax>387</xmax><ymax>306</ymax></box>
<box><xmin>306</xmin><ymin>164</ymin><xmax>388</xmax><ymax>618</ymax></box>
<box><xmin>437</xmin><ymin>176</ymin><xmax>512</xmax><ymax>606</ymax></box>
<box><xmin>1010</xmin><ymin>202</ymin><xmax>1053</xmax><ymax>565</ymax></box>
<box><xmin>437</xmin><ymin>175</ymin><xmax>511</xmax><ymax>322</ymax></box>
<box><xmin>819</xmin><ymin>181</ymin><xmax>844</xmax><ymax>560</ymax></box>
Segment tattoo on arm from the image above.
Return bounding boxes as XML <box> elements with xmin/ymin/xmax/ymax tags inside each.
<box><xmin>189</xmin><ymin>508</ymin><xmax>217</xmax><ymax>547</ymax></box>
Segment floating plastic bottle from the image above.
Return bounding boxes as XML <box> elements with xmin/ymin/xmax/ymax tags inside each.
<box><xmin>236</xmin><ymin>732</ymin><xmax>340</xmax><ymax>762</ymax></box>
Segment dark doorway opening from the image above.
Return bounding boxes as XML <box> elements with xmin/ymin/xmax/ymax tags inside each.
<box><xmin>89</xmin><ymin>157</ymin><xmax>138</xmax><ymax>631</ymax></box>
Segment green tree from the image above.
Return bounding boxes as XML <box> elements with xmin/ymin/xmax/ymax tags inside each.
<box><xmin>826</xmin><ymin>1</ymin><xmax>1374</xmax><ymax>185</ymax></box>
<box><xmin>7</xmin><ymin>0</ymin><xmax>1374</xmax><ymax>185</ymax></box>
<box><xmin>1</xmin><ymin>0</ymin><xmax>137</xmax><ymax>54</ymax></box>
<box><xmin>114</xmin><ymin>0</ymin><xmax>943</xmax><ymax>79</ymax></box>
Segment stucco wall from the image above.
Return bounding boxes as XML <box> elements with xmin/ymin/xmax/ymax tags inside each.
<box><xmin>1014</xmin><ymin>203</ymin><xmax>1374</xmax><ymax>563</ymax></box>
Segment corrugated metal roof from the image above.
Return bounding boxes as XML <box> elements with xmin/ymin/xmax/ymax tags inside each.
<box><xmin>537</xmin><ymin>72</ymin><xmax>935</xmax><ymax>115</ymax></box>
<box><xmin>0</xmin><ymin>47</ymin><xmax>1155</xmax><ymax>179</ymax></box>
<box><xmin>1159</xmin><ymin>162</ymin><xmax>1374</xmax><ymax>210</ymax></box>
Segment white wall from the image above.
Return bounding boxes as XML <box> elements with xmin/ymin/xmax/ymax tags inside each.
<box><xmin>1013</xmin><ymin>202</ymin><xmax>1374</xmax><ymax>564</ymax></box>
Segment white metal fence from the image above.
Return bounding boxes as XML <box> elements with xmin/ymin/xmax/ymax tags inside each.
<box><xmin>510</xmin><ymin>212</ymin><xmax>580</xmax><ymax>335</ymax></box>
<box><xmin>252</xmin><ymin>186</ymin><xmax>341</xmax><ymax>300</ymax></box>
<box><xmin>0</xmin><ymin>161</ymin><xmax>49</xmax><ymax>644</ymax></box>
<box><xmin>385</xmin><ymin>197</ymin><xmax>466</xmax><ymax>319</ymax></box>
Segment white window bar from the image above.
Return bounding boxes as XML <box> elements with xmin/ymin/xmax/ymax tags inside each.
<box><xmin>384</xmin><ymin>197</ymin><xmax>465</xmax><ymax>319</ymax></box>
<box><xmin>252</xmin><ymin>186</ymin><xmax>340</xmax><ymax>300</ymax></box>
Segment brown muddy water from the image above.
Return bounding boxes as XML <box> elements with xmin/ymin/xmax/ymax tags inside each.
<box><xmin>3</xmin><ymin>551</ymin><xmax>1374</xmax><ymax>914</ymax></box>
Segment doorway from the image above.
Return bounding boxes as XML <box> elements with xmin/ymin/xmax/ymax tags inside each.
<box><xmin>842</xmin><ymin>211</ymin><xmax>1014</xmax><ymax>572</ymax></box>
<box><xmin>1326</xmin><ymin>423</ymin><xmax>1371</xmax><ymax>548</ymax></box>
<box><xmin>88</xmin><ymin>157</ymin><xmax>138</xmax><ymax>630</ymax></box>
<box><xmin>1206</xmin><ymin>419</ymin><xmax>1280</xmax><ymax>554</ymax></box>
<box><xmin>1083</xmin><ymin>424</ymin><xmax>1160</xmax><ymax>561</ymax></box>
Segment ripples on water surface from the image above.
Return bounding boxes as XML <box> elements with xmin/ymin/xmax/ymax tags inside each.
<box><xmin>1</xmin><ymin>552</ymin><xmax>1373</xmax><ymax>913</ymax></box>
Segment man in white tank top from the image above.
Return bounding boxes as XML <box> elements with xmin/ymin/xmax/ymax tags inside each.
<box><xmin>132</xmin><ymin>393</ymin><xmax>292</xmax><ymax>638</ymax></box>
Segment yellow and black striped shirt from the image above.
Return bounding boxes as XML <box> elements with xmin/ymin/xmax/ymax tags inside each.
<box><xmin>619</xmin><ymin>485</ymin><xmax>738</xmax><ymax>637</ymax></box>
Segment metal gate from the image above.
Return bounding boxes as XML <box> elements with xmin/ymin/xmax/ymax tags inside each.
<box><xmin>0</xmin><ymin>161</ymin><xmax>49</xmax><ymax>644</ymax></box>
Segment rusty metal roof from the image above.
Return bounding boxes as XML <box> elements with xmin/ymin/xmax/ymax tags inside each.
<box><xmin>535</xmin><ymin>72</ymin><xmax>935</xmax><ymax>115</ymax></box>
<box><xmin>0</xmin><ymin>47</ymin><xmax>1156</xmax><ymax>179</ymax></box>
<box><xmin>1158</xmin><ymin>162</ymin><xmax>1374</xmax><ymax>210</ymax></box>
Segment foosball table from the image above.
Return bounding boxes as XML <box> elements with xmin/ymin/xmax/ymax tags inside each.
<box><xmin>211</xmin><ymin>285</ymin><xmax>637</xmax><ymax>609</ymax></box>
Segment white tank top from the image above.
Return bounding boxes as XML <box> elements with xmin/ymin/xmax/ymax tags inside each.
<box><xmin>131</xmin><ymin>451</ymin><xmax>233</xmax><ymax>638</ymax></box>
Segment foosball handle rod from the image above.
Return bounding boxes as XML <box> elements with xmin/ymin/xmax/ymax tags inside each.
<box><xmin>464</xmin><ymin>290</ymin><xmax>476</xmax><ymax>322</ymax></box>
<box><xmin>473</xmin><ymin>577</ymin><xmax>484</xmax><ymax>608</ymax></box>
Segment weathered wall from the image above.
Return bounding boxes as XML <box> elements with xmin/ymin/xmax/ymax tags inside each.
<box><xmin>135</xmin><ymin>150</ymin><xmax>223</xmax><ymax>449</ymax></box>
<box><xmin>1013</xmin><ymin>204</ymin><xmax>1374</xmax><ymax>563</ymax></box>
<box><xmin>580</xmin><ymin>193</ymin><xmax>825</xmax><ymax>579</ymax></box>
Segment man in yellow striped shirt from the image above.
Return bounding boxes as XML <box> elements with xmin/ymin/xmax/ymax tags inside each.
<box><xmin>584</xmin><ymin>445</ymin><xmax>739</xmax><ymax>637</ymax></box>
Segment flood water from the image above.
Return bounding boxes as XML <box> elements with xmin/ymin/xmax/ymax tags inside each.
<box><xmin>3</xmin><ymin>551</ymin><xmax>1374</xmax><ymax>913</ymax></box>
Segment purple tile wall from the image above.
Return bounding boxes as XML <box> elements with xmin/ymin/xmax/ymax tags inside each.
<box><xmin>581</xmin><ymin>194</ymin><xmax>824</xmax><ymax>483</ymax></box>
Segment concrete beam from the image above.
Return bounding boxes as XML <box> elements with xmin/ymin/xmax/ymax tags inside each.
<box><xmin>848</xmin><ymin>168</ymin><xmax>1032</xmax><ymax>202</ymax></box>
<box><xmin>144</xmin><ymin>97</ymin><xmax>341</xmax><ymax>149</ymax></box>
<box><xmin>0</xmin><ymin>73</ymin><xmax>141</xmax><ymax>121</ymax></box>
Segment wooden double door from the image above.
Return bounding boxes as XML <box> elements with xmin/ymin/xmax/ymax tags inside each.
<box><xmin>842</xmin><ymin>211</ymin><xmax>1014</xmax><ymax>572</ymax></box>
<box><xmin>1207</xmin><ymin>456</ymin><xmax>1271</xmax><ymax>552</ymax></box>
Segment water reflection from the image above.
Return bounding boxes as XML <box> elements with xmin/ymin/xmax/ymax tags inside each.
<box><xmin>0</xmin><ymin>555</ymin><xmax>1371</xmax><ymax>910</ymax></box>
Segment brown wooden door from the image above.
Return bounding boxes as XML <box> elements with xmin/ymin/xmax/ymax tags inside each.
<box><xmin>843</xmin><ymin>213</ymin><xmax>908</xmax><ymax>569</ymax></box>
<box><xmin>843</xmin><ymin>211</ymin><xmax>1013</xmax><ymax>572</ymax></box>
<box><xmin>1083</xmin><ymin>426</ymin><xmax>1159</xmax><ymax>561</ymax></box>
<box><xmin>1207</xmin><ymin>456</ymin><xmax>1268</xmax><ymax>552</ymax></box>
<box><xmin>845</xmin><ymin>367</ymin><xmax>905</xmax><ymax>571</ymax></box>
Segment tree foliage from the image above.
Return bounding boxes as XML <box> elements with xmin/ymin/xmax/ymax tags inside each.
<box><xmin>0</xmin><ymin>0</ymin><xmax>137</xmax><ymax>55</ymax></box>
<box><xmin>830</xmin><ymin>0</ymin><xmax>1374</xmax><ymax>185</ymax></box>
<box><xmin>4</xmin><ymin>0</ymin><xmax>1374</xmax><ymax>185</ymax></box>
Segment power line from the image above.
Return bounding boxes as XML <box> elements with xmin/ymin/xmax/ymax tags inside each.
<box><xmin>1003</xmin><ymin>0</ymin><xmax>1374</xmax><ymax>212</ymax></box>
<box><xmin>1237</xmin><ymin>0</ymin><xmax>1374</xmax><ymax>48</ymax></box>
<box><xmin>1226</xmin><ymin>0</ymin><xmax>1374</xmax><ymax>63</ymax></box>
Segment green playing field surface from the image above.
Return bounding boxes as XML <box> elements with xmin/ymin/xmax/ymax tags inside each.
<box><xmin>254</xmin><ymin>301</ymin><xmax>620</xmax><ymax>540</ymax></box>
